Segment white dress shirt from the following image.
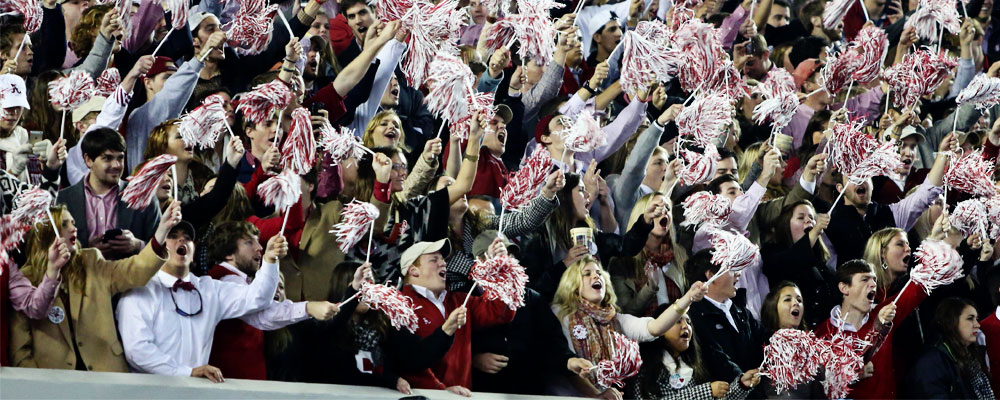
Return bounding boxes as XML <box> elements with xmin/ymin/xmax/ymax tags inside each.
<box><xmin>411</xmin><ymin>284</ymin><xmax>447</xmax><ymax>318</ymax></box>
<box><xmin>214</xmin><ymin>262</ymin><xmax>309</xmax><ymax>330</ymax></box>
<box><xmin>115</xmin><ymin>261</ymin><xmax>280</xmax><ymax>376</ymax></box>
<box><xmin>705</xmin><ymin>296</ymin><xmax>739</xmax><ymax>332</ymax></box>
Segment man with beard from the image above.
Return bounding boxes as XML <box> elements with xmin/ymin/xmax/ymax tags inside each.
<box><xmin>204</xmin><ymin>221</ymin><xmax>341</xmax><ymax>380</ymax></box>
<box><xmin>58</xmin><ymin>128</ymin><xmax>160</xmax><ymax>260</ymax></box>
<box><xmin>824</xmin><ymin>133</ymin><xmax>954</xmax><ymax>266</ymax></box>
<box><xmin>872</xmin><ymin>126</ymin><xmax>927</xmax><ymax>204</ymax></box>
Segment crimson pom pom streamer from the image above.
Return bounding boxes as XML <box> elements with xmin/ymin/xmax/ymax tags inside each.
<box><xmin>986</xmin><ymin>195</ymin><xmax>1000</xmax><ymax>240</ymax></box>
<box><xmin>956</xmin><ymin>74</ymin><xmax>1000</xmax><ymax>111</ymax></box>
<box><xmin>886</xmin><ymin>49</ymin><xmax>958</xmax><ymax>109</ymax></box>
<box><xmin>501</xmin><ymin>147</ymin><xmax>553</xmax><ymax>211</ymax></box>
<box><xmin>360</xmin><ymin>281</ymin><xmax>420</xmax><ymax>333</ymax></box>
<box><xmin>162</xmin><ymin>0</ymin><xmax>189</xmax><ymax>31</ymax></box>
<box><xmin>893</xmin><ymin>239</ymin><xmax>963</xmax><ymax>305</ymax></box>
<box><xmin>330</xmin><ymin>200</ymin><xmax>380</xmax><ymax>253</ymax></box>
<box><xmin>760</xmin><ymin>329</ymin><xmax>825</xmax><ymax>394</ymax></box>
<box><xmin>706</xmin><ymin>59</ymin><xmax>752</xmax><ymax>101</ymax></box>
<box><xmin>48</xmin><ymin>70</ymin><xmax>96</xmax><ymax>110</ymax></box>
<box><xmin>818</xmin><ymin>333</ymin><xmax>870</xmax><ymax>399</ymax></box>
<box><xmin>708</xmin><ymin>228</ymin><xmax>760</xmax><ymax>272</ymax></box>
<box><xmin>400</xmin><ymin>0</ymin><xmax>465</xmax><ymax>88</ymax></box>
<box><xmin>753</xmin><ymin>68</ymin><xmax>800</xmax><ymax>133</ymax></box>
<box><xmin>818</xmin><ymin>49</ymin><xmax>860</xmax><ymax>95</ymax></box>
<box><xmin>258</xmin><ymin>169</ymin><xmax>302</xmax><ymax>211</ymax></box>
<box><xmin>317</xmin><ymin>122</ymin><xmax>368</xmax><ymax>166</ymax></box>
<box><xmin>236</xmin><ymin>80</ymin><xmax>291</xmax><ymax>125</ymax></box>
<box><xmin>280</xmin><ymin>108</ymin><xmax>316</xmax><ymax>175</ymax></box>
<box><xmin>94</xmin><ymin>68</ymin><xmax>121</xmax><ymax>97</ymax></box>
<box><xmin>950</xmin><ymin>199</ymin><xmax>989</xmax><ymax>238</ymax></box>
<box><xmin>851</xmin><ymin>140</ymin><xmax>903</xmax><ymax>182</ymax></box>
<box><xmin>905</xmin><ymin>0</ymin><xmax>960</xmax><ymax>43</ymax></box>
<box><xmin>676</xmin><ymin>92</ymin><xmax>730</xmax><ymax>147</ymax></box>
<box><xmin>469</xmin><ymin>254</ymin><xmax>529</xmax><ymax>310</ymax></box>
<box><xmin>0</xmin><ymin>215</ymin><xmax>33</xmax><ymax>271</ymax></box>
<box><xmin>367</xmin><ymin>0</ymin><xmax>413</xmax><ymax>22</ymax></box>
<box><xmin>676</xmin><ymin>146</ymin><xmax>720</xmax><ymax>187</ymax></box>
<box><xmin>680</xmin><ymin>190</ymin><xmax>731</xmax><ymax>229</ymax></box>
<box><xmin>944</xmin><ymin>148</ymin><xmax>996</xmax><ymax>198</ymax></box>
<box><xmin>179</xmin><ymin>94</ymin><xmax>229</xmax><ymax>149</ymax></box>
<box><xmin>672</xmin><ymin>19</ymin><xmax>724</xmax><ymax>92</ymax></box>
<box><xmin>121</xmin><ymin>155</ymin><xmax>177</xmax><ymax>210</ymax></box>
<box><xmin>822</xmin><ymin>0</ymin><xmax>856</xmax><ymax>29</ymax></box>
<box><xmin>620</xmin><ymin>21</ymin><xmax>678</xmax><ymax>97</ymax></box>
<box><xmin>11</xmin><ymin>187</ymin><xmax>52</xmax><ymax>225</ymax></box>
<box><xmin>849</xmin><ymin>26</ymin><xmax>888</xmax><ymax>85</ymax></box>
<box><xmin>223</xmin><ymin>0</ymin><xmax>280</xmax><ymax>55</ymax></box>
<box><xmin>5</xmin><ymin>0</ymin><xmax>43</xmax><ymax>33</ymax></box>
<box><xmin>424</xmin><ymin>52</ymin><xmax>476</xmax><ymax>132</ymax></box>
<box><xmin>560</xmin><ymin>109</ymin><xmax>606</xmax><ymax>153</ymax></box>
<box><xmin>825</xmin><ymin>118</ymin><xmax>900</xmax><ymax>182</ymax></box>
<box><xmin>448</xmin><ymin>91</ymin><xmax>497</xmax><ymax>141</ymax></box>
<box><xmin>591</xmin><ymin>331</ymin><xmax>643</xmax><ymax>388</ymax></box>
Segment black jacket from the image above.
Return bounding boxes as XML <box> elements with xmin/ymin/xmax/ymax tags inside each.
<box><xmin>825</xmin><ymin>198</ymin><xmax>898</xmax><ymax>264</ymax></box>
<box><xmin>689</xmin><ymin>290</ymin><xmax>764</xmax><ymax>383</ymax></box>
<box><xmin>761</xmin><ymin>236</ymin><xmax>838</xmax><ymax>328</ymax></box>
<box><xmin>904</xmin><ymin>342</ymin><xmax>985</xmax><ymax>399</ymax></box>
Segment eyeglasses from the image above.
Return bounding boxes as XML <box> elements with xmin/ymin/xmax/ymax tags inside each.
<box><xmin>391</xmin><ymin>163</ymin><xmax>408</xmax><ymax>171</ymax></box>
<box><xmin>170</xmin><ymin>288</ymin><xmax>203</xmax><ymax>317</ymax></box>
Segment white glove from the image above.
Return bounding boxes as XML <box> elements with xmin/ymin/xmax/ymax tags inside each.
<box><xmin>32</xmin><ymin>140</ymin><xmax>52</xmax><ymax>157</ymax></box>
<box><xmin>7</xmin><ymin>143</ymin><xmax>32</xmax><ymax>176</ymax></box>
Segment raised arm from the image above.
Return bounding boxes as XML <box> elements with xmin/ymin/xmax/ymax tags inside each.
<box><xmin>447</xmin><ymin>112</ymin><xmax>485</xmax><ymax>204</ymax></box>
<box><xmin>646</xmin><ymin>283</ymin><xmax>707</xmax><ymax>336</ymax></box>
<box><xmin>332</xmin><ymin>21</ymin><xmax>400</xmax><ymax>96</ymax></box>
<box><xmin>216</xmin><ymin>235</ymin><xmax>286</xmax><ymax>319</ymax></box>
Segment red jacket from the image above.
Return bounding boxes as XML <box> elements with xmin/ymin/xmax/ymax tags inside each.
<box><xmin>400</xmin><ymin>285</ymin><xmax>515</xmax><ymax>390</ymax></box>
<box><xmin>982</xmin><ymin>309</ymin><xmax>1000</xmax><ymax>396</ymax></box>
<box><xmin>813</xmin><ymin>281</ymin><xmax>927</xmax><ymax>399</ymax></box>
<box><xmin>207</xmin><ymin>266</ymin><xmax>267</xmax><ymax>380</ymax></box>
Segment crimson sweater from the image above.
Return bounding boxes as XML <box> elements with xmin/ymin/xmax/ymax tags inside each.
<box><xmin>207</xmin><ymin>266</ymin><xmax>267</xmax><ymax>380</ymax></box>
<box><xmin>813</xmin><ymin>281</ymin><xmax>927</xmax><ymax>399</ymax></box>
<box><xmin>400</xmin><ymin>285</ymin><xmax>515</xmax><ymax>389</ymax></box>
<box><xmin>982</xmin><ymin>309</ymin><xmax>1000</xmax><ymax>396</ymax></box>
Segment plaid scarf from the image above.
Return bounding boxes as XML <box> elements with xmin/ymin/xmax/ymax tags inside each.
<box><xmin>567</xmin><ymin>298</ymin><xmax>617</xmax><ymax>363</ymax></box>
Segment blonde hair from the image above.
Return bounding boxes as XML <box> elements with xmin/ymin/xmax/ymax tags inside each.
<box><xmin>738</xmin><ymin>142</ymin><xmax>761</xmax><ymax>183</ymax></box>
<box><xmin>863</xmin><ymin>227</ymin><xmax>906</xmax><ymax>295</ymax></box>
<box><xmin>362</xmin><ymin>111</ymin><xmax>410</xmax><ymax>153</ymax></box>
<box><xmin>22</xmin><ymin>205</ymin><xmax>87</xmax><ymax>293</ymax></box>
<box><xmin>553</xmin><ymin>256</ymin><xmax>619</xmax><ymax>321</ymax></box>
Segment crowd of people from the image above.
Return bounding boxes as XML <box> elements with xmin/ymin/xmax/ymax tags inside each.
<box><xmin>0</xmin><ymin>0</ymin><xmax>999</xmax><ymax>398</ymax></box>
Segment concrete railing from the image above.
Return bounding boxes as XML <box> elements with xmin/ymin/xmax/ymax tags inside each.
<box><xmin>0</xmin><ymin>367</ymin><xmax>584</xmax><ymax>399</ymax></box>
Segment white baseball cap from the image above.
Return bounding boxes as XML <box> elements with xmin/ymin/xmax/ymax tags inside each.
<box><xmin>72</xmin><ymin>96</ymin><xmax>106</xmax><ymax>123</ymax></box>
<box><xmin>400</xmin><ymin>239</ymin><xmax>451</xmax><ymax>277</ymax></box>
<box><xmin>0</xmin><ymin>74</ymin><xmax>30</xmax><ymax>110</ymax></box>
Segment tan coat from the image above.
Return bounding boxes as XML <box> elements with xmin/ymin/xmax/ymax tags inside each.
<box><xmin>10</xmin><ymin>245</ymin><xmax>165</xmax><ymax>371</ymax></box>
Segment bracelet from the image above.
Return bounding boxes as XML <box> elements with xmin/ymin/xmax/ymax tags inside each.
<box><xmin>281</xmin><ymin>67</ymin><xmax>298</xmax><ymax>73</ymax></box>
<box><xmin>672</xmin><ymin>302</ymin><xmax>689</xmax><ymax>315</ymax></box>
<box><xmin>581</xmin><ymin>82</ymin><xmax>597</xmax><ymax>95</ymax></box>
<box><xmin>463</xmin><ymin>153</ymin><xmax>479</xmax><ymax>162</ymax></box>
<box><xmin>284</xmin><ymin>58</ymin><xmax>297</xmax><ymax>64</ymax></box>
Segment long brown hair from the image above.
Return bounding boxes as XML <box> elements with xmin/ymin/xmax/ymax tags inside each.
<box><xmin>22</xmin><ymin>205</ymin><xmax>87</xmax><ymax>294</ymax></box>
<box><xmin>24</xmin><ymin>71</ymin><xmax>73</xmax><ymax>145</ymax></box>
<box><xmin>548</xmin><ymin>173</ymin><xmax>594</xmax><ymax>251</ymax></box>
<box><xmin>143</xmin><ymin>119</ymin><xmax>182</xmax><ymax>161</ymax></box>
<box><xmin>760</xmin><ymin>281</ymin><xmax>809</xmax><ymax>332</ymax></box>
<box><xmin>933</xmin><ymin>297</ymin><xmax>987</xmax><ymax>380</ymax></box>
<box><xmin>772</xmin><ymin>200</ymin><xmax>829</xmax><ymax>261</ymax></box>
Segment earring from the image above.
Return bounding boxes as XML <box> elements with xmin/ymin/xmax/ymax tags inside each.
<box><xmin>881</xmin><ymin>261</ymin><xmax>888</xmax><ymax>270</ymax></box>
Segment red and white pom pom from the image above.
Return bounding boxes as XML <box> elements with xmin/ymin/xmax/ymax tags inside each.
<box><xmin>950</xmin><ymin>198</ymin><xmax>989</xmax><ymax>238</ymax></box>
<box><xmin>510</xmin><ymin>0</ymin><xmax>563</xmax><ymax>65</ymax></box>
<box><xmin>822</xmin><ymin>0</ymin><xmax>855</xmax><ymax>29</ymax></box>
<box><xmin>501</xmin><ymin>146</ymin><xmax>553</xmax><ymax>211</ymax></box>
<box><xmin>850</xmin><ymin>140</ymin><xmax>903</xmax><ymax>182</ymax></box>
<box><xmin>48</xmin><ymin>69</ymin><xmax>95</xmax><ymax>110</ymax></box>
<box><xmin>469</xmin><ymin>253</ymin><xmax>529</xmax><ymax>310</ymax></box>
<box><xmin>236</xmin><ymin>80</ymin><xmax>291</xmax><ymax>125</ymax></box>
<box><xmin>956</xmin><ymin>74</ymin><xmax>1000</xmax><ymax>111</ymax></box>
<box><xmin>281</xmin><ymin>108</ymin><xmax>316</xmax><ymax>175</ymax></box>
<box><xmin>6</xmin><ymin>0</ymin><xmax>43</xmax><ymax>33</ymax></box>
<box><xmin>986</xmin><ymin>195</ymin><xmax>1000</xmax><ymax>240</ymax></box>
<box><xmin>223</xmin><ymin>0</ymin><xmax>279</xmax><ymax>55</ymax></box>
<box><xmin>819</xmin><ymin>49</ymin><xmax>860</xmax><ymax>95</ymax></box>
<box><xmin>849</xmin><ymin>26</ymin><xmax>889</xmax><ymax>84</ymax></box>
<box><xmin>179</xmin><ymin>95</ymin><xmax>228</xmax><ymax>149</ymax></box>
<box><xmin>915</xmin><ymin>50</ymin><xmax>958</xmax><ymax>96</ymax></box>
<box><xmin>424</xmin><ymin>52</ymin><xmax>475</xmax><ymax>128</ymax></box>
<box><xmin>676</xmin><ymin>91</ymin><xmax>731</xmax><ymax>147</ymax></box>
<box><xmin>761</xmin><ymin>329</ymin><xmax>825</xmax><ymax>394</ymax></box>
<box><xmin>317</xmin><ymin>122</ymin><xmax>367</xmax><ymax>166</ymax></box>
<box><xmin>680</xmin><ymin>190</ymin><xmax>731</xmax><ymax>229</ymax></box>
<box><xmin>360</xmin><ymin>281</ymin><xmax>420</xmax><ymax>333</ymax></box>
<box><xmin>258</xmin><ymin>169</ymin><xmax>302</xmax><ymax>211</ymax></box>
<box><xmin>367</xmin><ymin>0</ymin><xmax>414</xmax><ymax>22</ymax></box>
<box><xmin>560</xmin><ymin>109</ymin><xmax>606</xmax><ymax>153</ymax></box>
<box><xmin>94</xmin><ymin>68</ymin><xmax>121</xmax><ymax>98</ymax></box>
<box><xmin>400</xmin><ymin>0</ymin><xmax>466</xmax><ymax>88</ymax></box>
<box><xmin>448</xmin><ymin>91</ymin><xmax>497</xmax><ymax>141</ymax></box>
<box><xmin>330</xmin><ymin>200</ymin><xmax>380</xmax><ymax>253</ymax></box>
<box><xmin>620</xmin><ymin>22</ymin><xmax>679</xmax><ymax>96</ymax></box>
<box><xmin>905</xmin><ymin>0</ymin><xmax>961</xmax><ymax>43</ymax></box>
<box><xmin>753</xmin><ymin>68</ymin><xmax>800</xmax><ymax>133</ymax></box>
<box><xmin>944</xmin><ymin>148</ymin><xmax>996</xmax><ymax>197</ymax></box>
<box><xmin>707</xmin><ymin>59</ymin><xmax>752</xmax><ymax>101</ymax></box>
<box><xmin>677</xmin><ymin>146</ymin><xmax>720</xmax><ymax>186</ymax></box>
<box><xmin>910</xmin><ymin>239</ymin><xmax>965</xmax><ymax>294</ymax></box>
<box><xmin>592</xmin><ymin>331</ymin><xmax>643</xmax><ymax>388</ymax></box>
<box><xmin>11</xmin><ymin>187</ymin><xmax>52</xmax><ymax>225</ymax></box>
<box><xmin>709</xmin><ymin>228</ymin><xmax>760</xmax><ymax>271</ymax></box>
<box><xmin>0</xmin><ymin>215</ymin><xmax>34</xmax><ymax>271</ymax></box>
<box><xmin>883</xmin><ymin>56</ymin><xmax>925</xmax><ymax>109</ymax></box>
<box><xmin>672</xmin><ymin>19</ymin><xmax>724</xmax><ymax>92</ymax></box>
<box><xmin>121</xmin><ymin>155</ymin><xmax>178</xmax><ymax>210</ymax></box>
<box><xmin>483</xmin><ymin>17</ymin><xmax>519</xmax><ymax>55</ymax></box>
<box><xmin>819</xmin><ymin>334</ymin><xmax>870</xmax><ymax>399</ymax></box>
<box><xmin>162</xmin><ymin>0</ymin><xmax>189</xmax><ymax>31</ymax></box>
<box><xmin>825</xmin><ymin>118</ymin><xmax>878</xmax><ymax>179</ymax></box>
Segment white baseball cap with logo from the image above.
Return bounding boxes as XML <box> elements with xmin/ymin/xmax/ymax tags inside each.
<box><xmin>0</xmin><ymin>74</ymin><xmax>30</xmax><ymax>110</ymax></box>
<box><xmin>400</xmin><ymin>238</ymin><xmax>452</xmax><ymax>277</ymax></box>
